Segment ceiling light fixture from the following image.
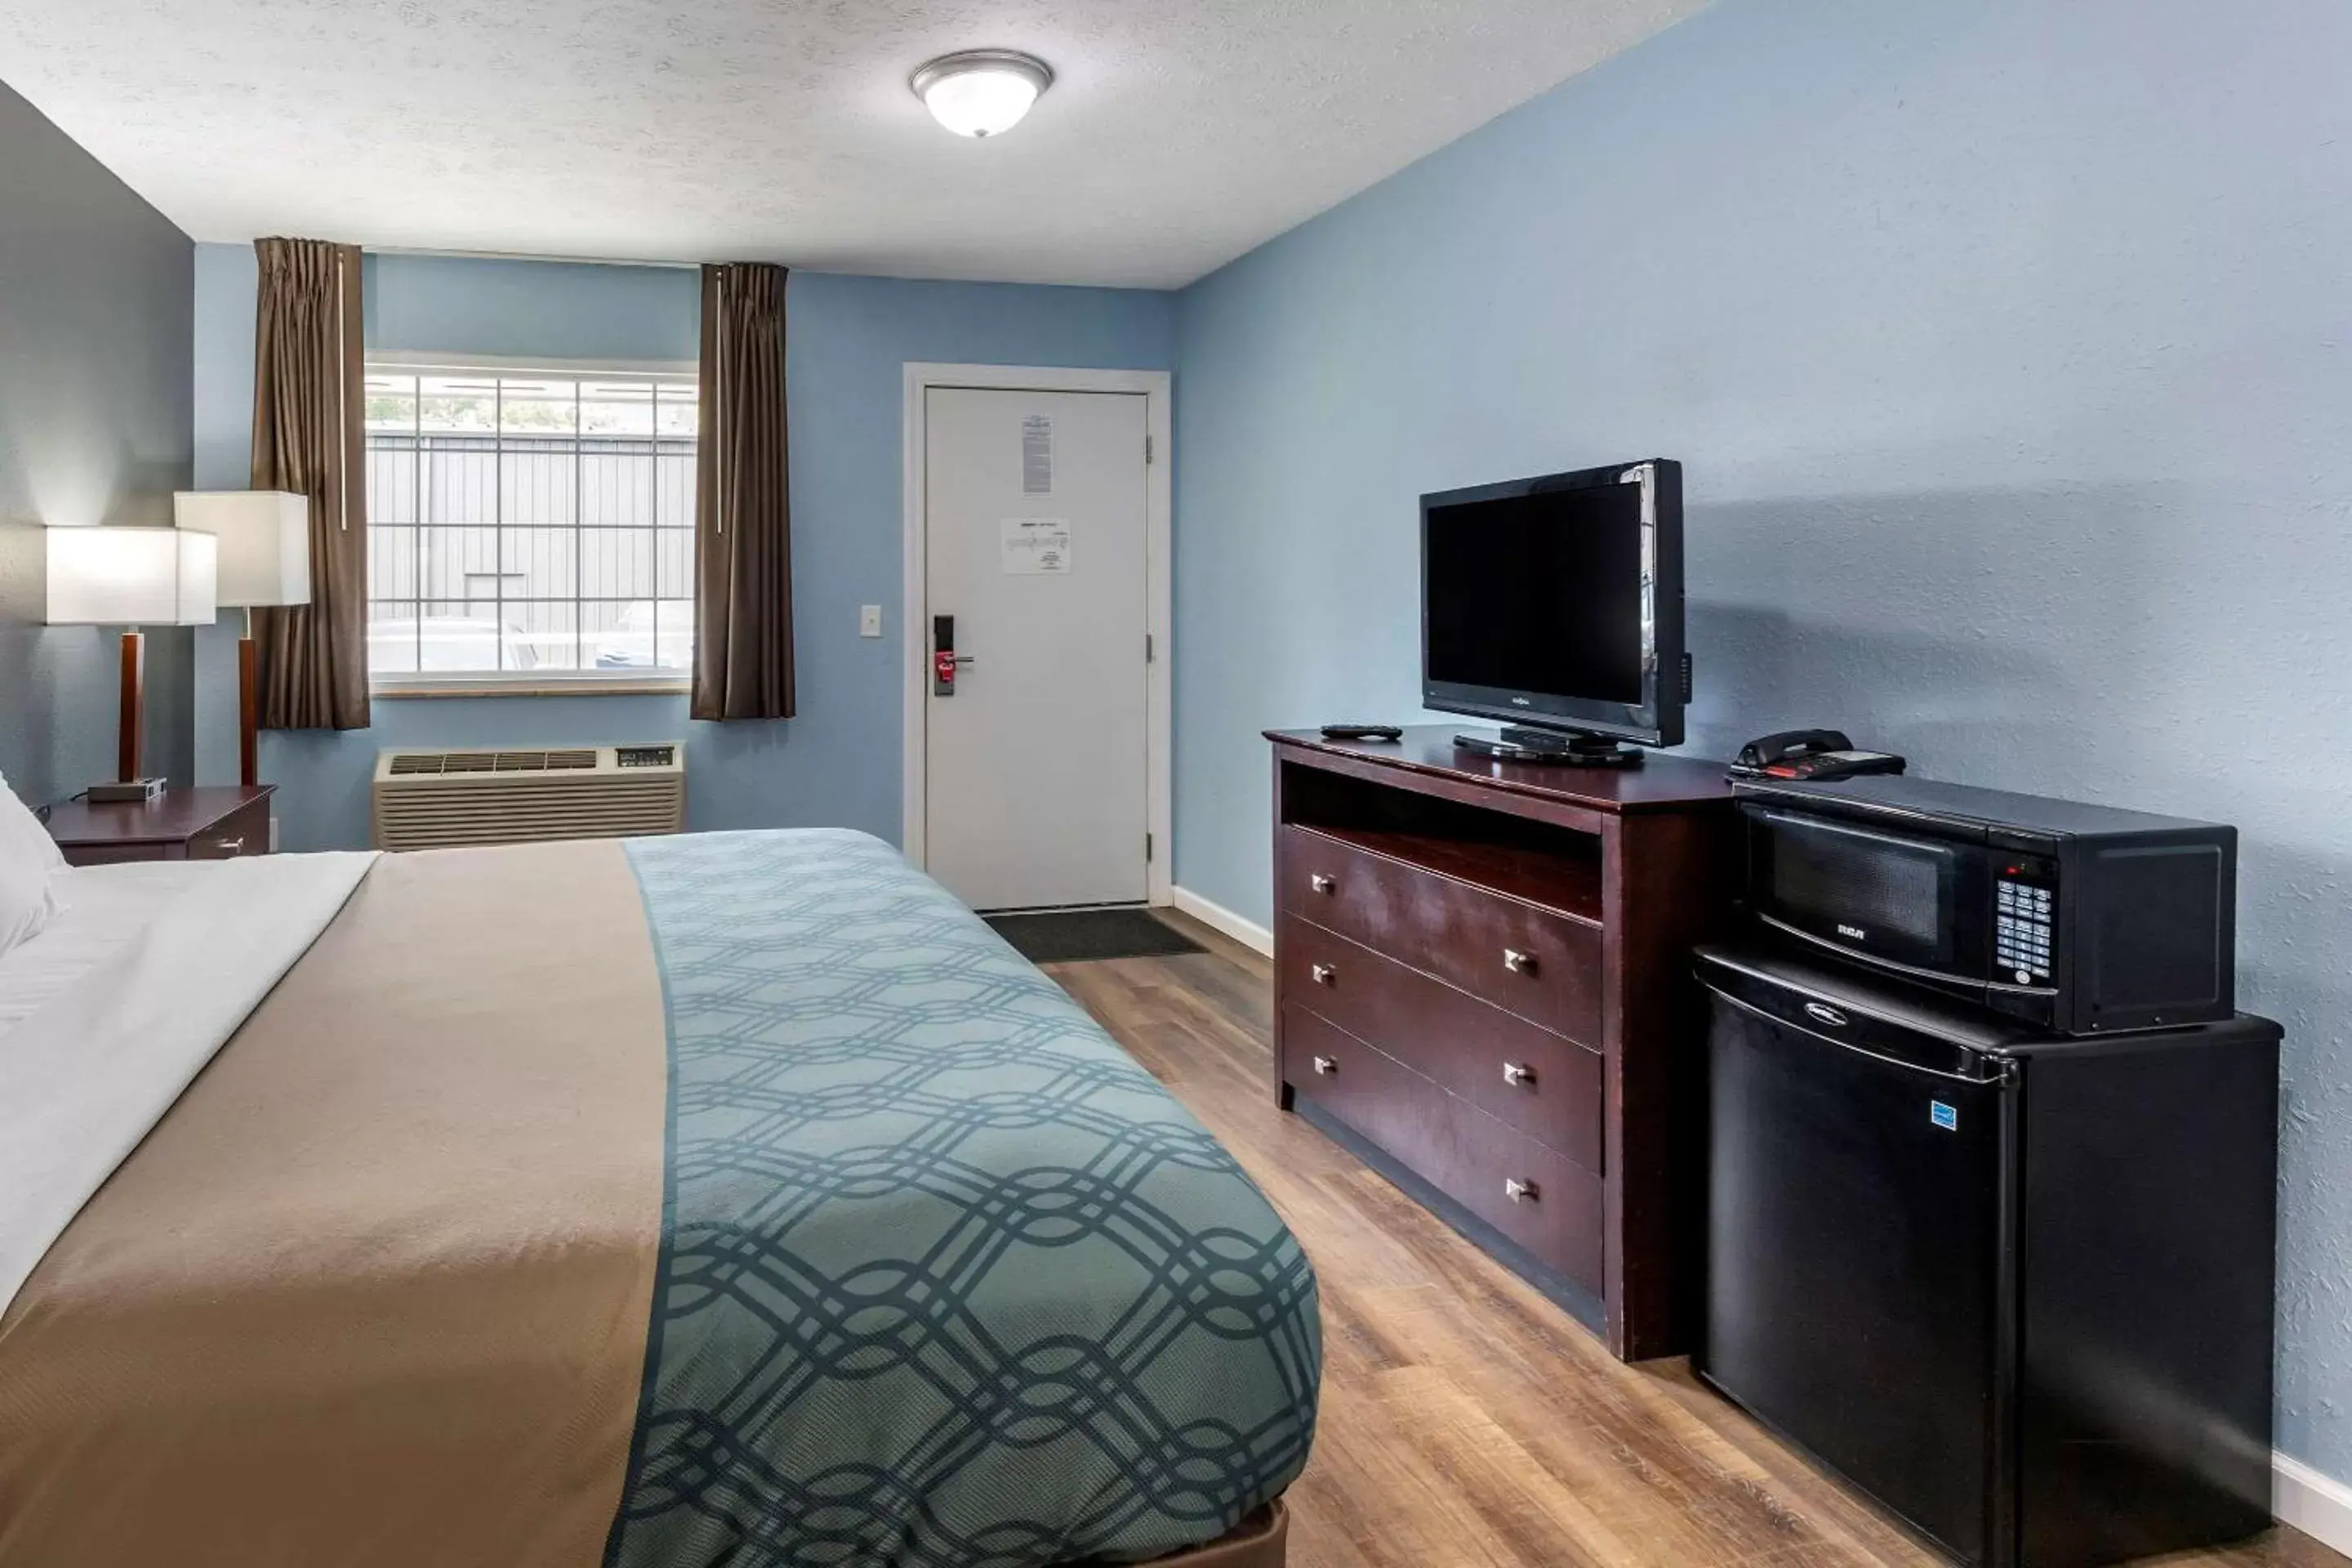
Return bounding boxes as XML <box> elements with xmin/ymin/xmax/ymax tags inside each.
<box><xmin>911</xmin><ymin>50</ymin><xmax>1054</xmax><ymax>139</ymax></box>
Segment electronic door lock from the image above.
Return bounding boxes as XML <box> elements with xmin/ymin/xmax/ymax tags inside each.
<box><xmin>933</xmin><ymin>615</ymin><xmax>956</xmax><ymax>696</ymax></box>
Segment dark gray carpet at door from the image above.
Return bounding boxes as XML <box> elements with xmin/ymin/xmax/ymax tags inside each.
<box><xmin>984</xmin><ymin>908</ymin><xmax>1206</xmax><ymax>964</ymax></box>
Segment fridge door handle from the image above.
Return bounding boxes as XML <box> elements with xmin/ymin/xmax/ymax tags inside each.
<box><xmin>1708</xmin><ymin>987</ymin><xmax>2007</xmax><ymax>1085</ymax></box>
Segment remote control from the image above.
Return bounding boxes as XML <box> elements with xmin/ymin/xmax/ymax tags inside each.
<box><xmin>1321</xmin><ymin>724</ymin><xmax>1403</xmax><ymax>742</ymax></box>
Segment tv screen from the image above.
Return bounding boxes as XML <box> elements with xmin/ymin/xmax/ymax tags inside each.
<box><xmin>1420</xmin><ymin>460</ymin><xmax>1683</xmax><ymax>747</ymax></box>
<box><xmin>1424</xmin><ymin>485</ymin><xmax>1646</xmax><ymax>705</ymax></box>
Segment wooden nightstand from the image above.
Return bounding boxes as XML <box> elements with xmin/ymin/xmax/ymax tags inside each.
<box><xmin>45</xmin><ymin>785</ymin><xmax>276</xmax><ymax>867</ymax></box>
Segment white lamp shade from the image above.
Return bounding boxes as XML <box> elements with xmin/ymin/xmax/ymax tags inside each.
<box><xmin>45</xmin><ymin>526</ymin><xmax>217</xmax><ymax>626</ymax></box>
<box><xmin>174</xmin><ymin>490</ymin><xmax>311</xmax><ymax>608</ymax></box>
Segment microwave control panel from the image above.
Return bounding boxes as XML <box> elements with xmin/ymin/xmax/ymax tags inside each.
<box><xmin>1993</xmin><ymin>858</ymin><xmax>2058</xmax><ymax>987</ymax></box>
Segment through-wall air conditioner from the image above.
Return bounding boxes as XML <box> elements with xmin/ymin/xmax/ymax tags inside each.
<box><xmin>370</xmin><ymin>744</ymin><xmax>685</xmax><ymax>851</ymax></box>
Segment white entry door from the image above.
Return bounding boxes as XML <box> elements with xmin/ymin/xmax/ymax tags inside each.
<box><xmin>924</xmin><ymin>386</ymin><xmax>1150</xmax><ymax>911</ymax></box>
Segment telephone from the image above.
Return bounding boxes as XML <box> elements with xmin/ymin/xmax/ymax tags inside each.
<box><xmin>1731</xmin><ymin>728</ymin><xmax>1908</xmax><ymax>782</ymax></box>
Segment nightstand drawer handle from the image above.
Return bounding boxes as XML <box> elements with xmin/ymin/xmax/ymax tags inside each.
<box><xmin>1308</xmin><ymin>873</ymin><xmax>1336</xmax><ymax>895</ymax></box>
<box><xmin>1504</xmin><ymin>1177</ymin><xmax>1539</xmax><ymax>1204</ymax></box>
<box><xmin>212</xmin><ymin>835</ymin><xmax>245</xmax><ymax>853</ymax></box>
<box><xmin>1503</xmin><ymin>1061</ymin><xmax>1535</xmax><ymax>1088</ymax></box>
<box><xmin>1310</xmin><ymin>962</ymin><xmax>1336</xmax><ymax>986</ymax></box>
<box><xmin>1312</xmin><ymin>1054</ymin><xmax>1337</xmax><ymax>1076</ymax></box>
<box><xmin>1503</xmin><ymin>948</ymin><xmax>1537</xmax><ymax>975</ymax></box>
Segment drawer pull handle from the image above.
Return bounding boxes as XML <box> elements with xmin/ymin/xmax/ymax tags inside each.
<box><xmin>213</xmin><ymin>836</ymin><xmax>245</xmax><ymax>853</ymax></box>
<box><xmin>1503</xmin><ymin>1061</ymin><xmax>1535</xmax><ymax>1089</ymax></box>
<box><xmin>1308</xmin><ymin>873</ymin><xmax>1336</xmax><ymax>895</ymax></box>
<box><xmin>1312</xmin><ymin>1054</ymin><xmax>1337</xmax><ymax>1076</ymax></box>
<box><xmin>1310</xmin><ymin>962</ymin><xmax>1336</xmax><ymax>986</ymax></box>
<box><xmin>1504</xmin><ymin>1177</ymin><xmax>1539</xmax><ymax>1204</ymax></box>
<box><xmin>1503</xmin><ymin>948</ymin><xmax>1537</xmax><ymax>975</ymax></box>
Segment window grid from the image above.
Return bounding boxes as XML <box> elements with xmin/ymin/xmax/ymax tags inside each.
<box><xmin>364</xmin><ymin>366</ymin><xmax>697</xmax><ymax>681</ymax></box>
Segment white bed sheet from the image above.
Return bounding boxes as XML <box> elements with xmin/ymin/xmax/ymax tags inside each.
<box><xmin>0</xmin><ymin>862</ymin><xmax>215</xmax><ymax>1041</ymax></box>
<box><xmin>0</xmin><ymin>850</ymin><xmax>379</xmax><ymax>1318</ymax></box>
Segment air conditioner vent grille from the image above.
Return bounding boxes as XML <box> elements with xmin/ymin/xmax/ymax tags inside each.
<box><xmin>387</xmin><ymin>748</ymin><xmax>598</xmax><ymax>776</ymax></box>
<box><xmin>372</xmin><ymin>745</ymin><xmax>684</xmax><ymax>850</ymax></box>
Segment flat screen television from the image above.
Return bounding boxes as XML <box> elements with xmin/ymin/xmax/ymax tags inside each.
<box><xmin>1421</xmin><ymin>458</ymin><xmax>1685</xmax><ymax>759</ymax></box>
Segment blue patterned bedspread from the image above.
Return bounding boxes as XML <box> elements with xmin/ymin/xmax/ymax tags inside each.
<box><xmin>604</xmin><ymin>830</ymin><xmax>1321</xmax><ymax>1568</ymax></box>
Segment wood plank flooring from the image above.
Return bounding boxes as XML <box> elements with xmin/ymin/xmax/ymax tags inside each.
<box><xmin>1041</xmin><ymin>914</ymin><xmax>2343</xmax><ymax>1568</ymax></box>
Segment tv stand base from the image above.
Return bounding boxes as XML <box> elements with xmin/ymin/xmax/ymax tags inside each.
<box><xmin>1454</xmin><ymin>727</ymin><xmax>1646</xmax><ymax>768</ymax></box>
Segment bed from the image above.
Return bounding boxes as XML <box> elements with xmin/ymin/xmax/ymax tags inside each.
<box><xmin>0</xmin><ymin>828</ymin><xmax>1320</xmax><ymax>1568</ymax></box>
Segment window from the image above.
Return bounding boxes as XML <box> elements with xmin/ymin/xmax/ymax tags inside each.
<box><xmin>363</xmin><ymin>363</ymin><xmax>697</xmax><ymax>691</ymax></box>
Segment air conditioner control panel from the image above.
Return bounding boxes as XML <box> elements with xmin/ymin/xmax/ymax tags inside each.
<box><xmin>617</xmin><ymin>745</ymin><xmax>678</xmax><ymax>768</ymax></box>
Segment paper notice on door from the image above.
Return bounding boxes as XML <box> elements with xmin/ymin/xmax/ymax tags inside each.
<box><xmin>1001</xmin><ymin>517</ymin><xmax>1072</xmax><ymax>574</ymax></box>
<box><xmin>1022</xmin><ymin>414</ymin><xmax>1054</xmax><ymax>495</ymax></box>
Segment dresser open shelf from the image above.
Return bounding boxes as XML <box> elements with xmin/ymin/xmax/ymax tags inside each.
<box><xmin>1268</xmin><ymin>727</ymin><xmax>1735</xmax><ymax>1360</ymax></box>
<box><xmin>1277</xmin><ymin>821</ymin><xmax>1604</xmax><ymax>925</ymax></box>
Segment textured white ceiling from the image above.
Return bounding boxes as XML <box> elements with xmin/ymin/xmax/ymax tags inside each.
<box><xmin>0</xmin><ymin>0</ymin><xmax>1706</xmax><ymax>289</ymax></box>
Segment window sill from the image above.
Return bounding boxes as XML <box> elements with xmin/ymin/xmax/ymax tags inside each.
<box><xmin>372</xmin><ymin>677</ymin><xmax>691</xmax><ymax>701</ymax></box>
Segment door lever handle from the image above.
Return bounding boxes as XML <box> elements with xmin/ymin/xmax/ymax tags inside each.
<box><xmin>1503</xmin><ymin>1061</ymin><xmax>1535</xmax><ymax>1088</ymax></box>
<box><xmin>1308</xmin><ymin>873</ymin><xmax>1336</xmax><ymax>894</ymax></box>
<box><xmin>1504</xmin><ymin>1177</ymin><xmax>1539</xmax><ymax>1204</ymax></box>
<box><xmin>1310</xmin><ymin>963</ymin><xmax>1336</xmax><ymax>986</ymax></box>
<box><xmin>1312</xmin><ymin>1054</ymin><xmax>1337</xmax><ymax>1076</ymax></box>
<box><xmin>1503</xmin><ymin>948</ymin><xmax>1536</xmax><ymax>975</ymax></box>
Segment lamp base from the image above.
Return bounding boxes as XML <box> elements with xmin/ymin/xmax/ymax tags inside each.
<box><xmin>87</xmin><ymin>777</ymin><xmax>167</xmax><ymax>804</ymax></box>
<box><xmin>118</xmin><ymin>628</ymin><xmax>145</xmax><ymax>784</ymax></box>
<box><xmin>239</xmin><ymin>631</ymin><xmax>261</xmax><ymax>787</ymax></box>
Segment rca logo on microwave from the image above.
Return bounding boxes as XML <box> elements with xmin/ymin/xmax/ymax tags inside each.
<box><xmin>1838</xmin><ymin>924</ymin><xmax>1869</xmax><ymax>942</ymax></box>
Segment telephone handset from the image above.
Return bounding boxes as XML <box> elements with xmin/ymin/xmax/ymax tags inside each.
<box><xmin>1731</xmin><ymin>728</ymin><xmax>1907</xmax><ymax>782</ymax></box>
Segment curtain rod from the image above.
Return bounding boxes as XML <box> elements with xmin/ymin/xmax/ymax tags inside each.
<box><xmin>361</xmin><ymin>245</ymin><xmax>702</xmax><ymax>271</ymax></box>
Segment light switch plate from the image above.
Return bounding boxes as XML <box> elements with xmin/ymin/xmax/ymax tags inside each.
<box><xmin>859</xmin><ymin>604</ymin><xmax>883</xmax><ymax>638</ymax></box>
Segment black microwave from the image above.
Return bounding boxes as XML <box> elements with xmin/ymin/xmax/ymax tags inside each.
<box><xmin>1734</xmin><ymin>774</ymin><xmax>2236</xmax><ymax>1034</ymax></box>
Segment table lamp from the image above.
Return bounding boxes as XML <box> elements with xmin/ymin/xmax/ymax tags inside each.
<box><xmin>44</xmin><ymin>525</ymin><xmax>218</xmax><ymax>801</ymax></box>
<box><xmin>175</xmin><ymin>492</ymin><xmax>310</xmax><ymax>787</ymax></box>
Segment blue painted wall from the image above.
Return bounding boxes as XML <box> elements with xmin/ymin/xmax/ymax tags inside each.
<box><xmin>363</xmin><ymin>252</ymin><xmax>701</xmax><ymax>365</ymax></box>
<box><xmin>192</xmin><ymin>250</ymin><xmax>1174</xmax><ymax>850</ymax></box>
<box><xmin>1170</xmin><ymin>0</ymin><xmax>2352</xmax><ymax>1479</ymax></box>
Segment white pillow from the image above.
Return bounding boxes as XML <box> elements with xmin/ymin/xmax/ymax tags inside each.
<box><xmin>0</xmin><ymin>769</ymin><xmax>65</xmax><ymax>958</ymax></box>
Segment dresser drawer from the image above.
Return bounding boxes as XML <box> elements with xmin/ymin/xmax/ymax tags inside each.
<box><xmin>1281</xmin><ymin>915</ymin><xmax>1602</xmax><ymax>1173</ymax></box>
<box><xmin>188</xmin><ymin>799</ymin><xmax>270</xmax><ymax>859</ymax></box>
<box><xmin>1287</xmin><ymin>1005</ymin><xmax>1603</xmax><ymax>1293</ymax></box>
<box><xmin>1279</xmin><ymin>824</ymin><xmax>1602</xmax><ymax>1045</ymax></box>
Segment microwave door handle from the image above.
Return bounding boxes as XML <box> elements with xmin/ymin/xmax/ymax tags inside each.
<box><xmin>1708</xmin><ymin>988</ymin><xmax>2007</xmax><ymax>1085</ymax></box>
<box><xmin>1753</xmin><ymin>912</ymin><xmax>1992</xmax><ymax>991</ymax></box>
<box><xmin>1754</xmin><ymin>911</ymin><xmax>2054</xmax><ymax>1001</ymax></box>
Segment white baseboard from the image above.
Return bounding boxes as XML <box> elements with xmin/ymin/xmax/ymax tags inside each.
<box><xmin>2276</xmin><ymin>1450</ymin><xmax>2352</xmax><ymax>1553</ymax></box>
<box><xmin>1169</xmin><ymin>885</ymin><xmax>1274</xmax><ymax>956</ymax></box>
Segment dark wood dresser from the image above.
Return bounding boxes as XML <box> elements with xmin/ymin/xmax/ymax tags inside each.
<box><xmin>1268</xmin><ymin>728</ymin><xmax>1733</xmax><ymax>1360</ymax></box>
<box><xmin>44</xmin><ymin>785</ymin><xmax>275</xmax><ymax>867</ymax></box>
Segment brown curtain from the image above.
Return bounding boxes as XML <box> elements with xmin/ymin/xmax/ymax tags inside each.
<box><xmin>692</xmin><ymin>262</ymin><xmax>795</xmax><ymax>720</ymax></box>
<box><xmin>250</xmin><ymin>237</ymin><xmax>368</xmax><ymax>730</ymax></box>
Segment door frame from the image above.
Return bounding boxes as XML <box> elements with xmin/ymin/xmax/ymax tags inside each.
<box><xmin>900</xmin><ymin>363</ymin><xmax>1174</xmax><ymax>907</ymax></box>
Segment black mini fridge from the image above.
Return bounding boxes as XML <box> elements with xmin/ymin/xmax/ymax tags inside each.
<box><xmin>1695</xmin><ymin>942</ymin><xmax>2278</xmax><ymax>1568</ymax></box>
